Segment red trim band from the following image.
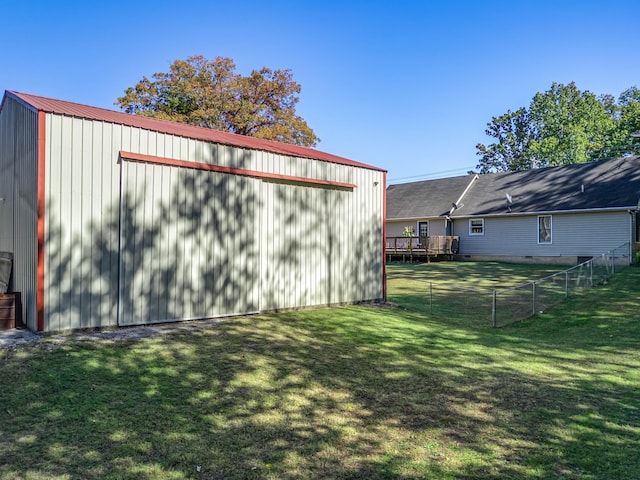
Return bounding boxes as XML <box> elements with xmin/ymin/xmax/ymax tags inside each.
<box><xmin>119</xmin><ymin>151</ymin><xmax>356</xmax><ymax>189</ymax></box>
<box><xmin>382</xmin><ymin>171</ymin><xmax>387</xmax><ymax>302</ymax></box>
<box><xmin>37</xmin><ymin>112</ymin><xmax>46</xmax><ymax>331</ymax></box>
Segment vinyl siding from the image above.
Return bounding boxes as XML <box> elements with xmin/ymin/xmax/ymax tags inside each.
<box><xmin>41</xmin><ymin>113</ymin><xmax>383</xmax><ymax>331</ymax></box>
<box><xmin>0</xmin><ymin>97</ymin><xmax>38</xmax><ymax>329</ymax></box>
<box><xmin>386</xmin><ymin>219</ymin><xmax>447</xmax><ymax>238</ymax></box>
<box><xmin>453</xmin><ymin>211</ymin><xmax>631</xmax><ymax>258</ymax></box>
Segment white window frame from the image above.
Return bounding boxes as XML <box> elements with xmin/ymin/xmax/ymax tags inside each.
<box><xmin>538</xmin><ymin>215</ymin><xmax>552</xmax><ymax>244</ymax></box>
<box><xmin>469</xmin><ymin>218</ymin><xmax>484</xmax><ymax>236</ymax></box>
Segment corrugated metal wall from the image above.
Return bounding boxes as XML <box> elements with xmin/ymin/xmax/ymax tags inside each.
<box><xmin>454</xmin><ymin>212</ymin><xmax>630</xmax><ymax>257</ymax></box>
<box><xmin>0</xmin><ymin>97</ymin><xmax>38</xmax><ymax>329</ymax></box>
<box><xmin>42</xmin><ymin>114</ymin><xmax>383</xmax><ymax>331</ymax></box>
<box><xmin>119</xmin><ymin>161</ymin><xmax>260</xmax><ymax>325</ymax></box>
<box><xmin>259</xmin><ymin>168</ymin><xmax>382</xmax><ymax>310</ymax></box>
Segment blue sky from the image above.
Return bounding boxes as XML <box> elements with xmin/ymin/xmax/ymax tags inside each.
<box><xmin>1</xmin><ymin>0</ymin><xmax>639</xmax><ymax>183</ymax></box>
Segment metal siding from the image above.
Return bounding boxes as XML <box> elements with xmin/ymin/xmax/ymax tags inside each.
<box><xmin>259</xmin><ymin>164</ymin><xmax>384</xmax><ymax>310</ymax></box>
<box><xmin>0</xmin><ymin>97</ymin><xmax>38</xmax><ymax>329</ymax></box>
<box><xmin>39</xmin><ymin>112</ymin><xmax>382</xmax><ymax>330</ymax></box>
<box><xmin>119</xmin><ymin>161</ymin><xmax>260</xmax><ymax>325</ymax></box>
<box><xmin>454</xmin><ymin>212</ymin><xmax>631</xmax><ymax>257</ymax></box>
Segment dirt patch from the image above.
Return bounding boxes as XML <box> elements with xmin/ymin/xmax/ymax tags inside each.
<box><xmin>0</xmin><ymin>318</ymin><xmax>227</xmax><ymax>351</ymax></box>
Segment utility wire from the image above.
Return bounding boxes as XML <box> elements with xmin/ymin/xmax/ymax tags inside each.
<box><xmin>389</xmin><ymin>165</ymin><xmax>476</xmax><ymax>183</ymax></box>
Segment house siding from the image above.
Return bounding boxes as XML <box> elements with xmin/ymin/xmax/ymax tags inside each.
<box><xmin>453</xmin><ymin>211</ymin><xmax>631</xmax><ymax>260</ymax></box>
<box><xmin>0</xmin><ymin>97</ymin><xmax>38</xmax><ymax>329</ymax></box>
<box><xmin>34</xmin><ymin>111</ymin><xmax>383</xmax><ymax>331</ymax></box>
<box><xmin>386</xmin><ymin>218</ymin><xmax>447</xmax><ymax>237</ymax></box>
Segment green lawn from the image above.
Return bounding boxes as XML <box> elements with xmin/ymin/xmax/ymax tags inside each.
<box><xmin>1</xmin><ymin>263</ymin><xmax>639</xmax><ymax>479</ymax></box>
<box><xmin>387</xmin><ymin>261</ymin><xmax>570</xmax><ymax>327</ymax></box>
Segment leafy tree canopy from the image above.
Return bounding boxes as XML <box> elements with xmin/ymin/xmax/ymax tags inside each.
<box><xmin>476</xmin><ymin>82</ymin><xmax>640</xmax><ymax>173</ymax></box>
<box><xmin>116</xmin><ymin>55</ymin><xmax>320</xmax><ymax>147</ymax></box>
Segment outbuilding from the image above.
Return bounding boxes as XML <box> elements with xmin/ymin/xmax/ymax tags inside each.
<box><xmin>0</xmin><ymin>91</ymin><xmax>386</xmax><ymax>332</ymax></box>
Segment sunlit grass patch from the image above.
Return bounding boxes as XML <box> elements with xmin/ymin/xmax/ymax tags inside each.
<box><xmin>1</xmin><ymin>265</ymin><xmax>639</xmax><ymax>479</ymax></box>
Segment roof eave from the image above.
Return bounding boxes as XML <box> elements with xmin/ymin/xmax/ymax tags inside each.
<box><xmin>4</xmin><ymin>90</ymin><xmax>386</xmax><ymax>173</ymax></box>
<box><xmin>450</xmin><ymin>205</ymin><xmax>638</xmax><ymax>219</ymax></box>
<box><xmin>387</xmin><ymin>215</ymin><xmax>448</xmax><ymax>222</ymax></box>
<box><xmin>3</xmin><ymin>91</ymin><xmax>39</xmax><ymax>114</ymax></box>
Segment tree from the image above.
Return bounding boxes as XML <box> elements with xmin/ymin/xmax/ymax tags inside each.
<box><xmin>116</xmin><ymin>55</ymin><xmax>320</xmax><ymax>147</ymax></box>
<box><xmin>475</xmin><ymin>82</ymin><xmax>639</xmax><ymax>173</ymax></box>
<box><xmin>527</xmin><ymin>82</ymin><xmax>615</xmax><ymax>167</ymax></box>
<box><xmin>616</xmin><ymin>86</ymin><xmax>640</xmax><ymax>154</ymax></box>
<box><xmin>475</xmin><ymin>107</ymin><xmax>535</xmax><ymax>174</ymax></box>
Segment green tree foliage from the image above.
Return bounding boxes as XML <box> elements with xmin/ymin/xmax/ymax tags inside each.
<box><xmin>475</xmin><ymin>107</ymin><xmax>534</xmax><ymax>172</ymax></box>
<box><xmin>116</xmin><ymin>55</ymin><xmax>320</xmax><ymax>147</ymax></box>
<box><xmin>617</xmin><ymin>86</ymin><xmax>640</xmax><ymax>152</ymax></box>
<box><xmin>476</xmin><ymin>82</ymin><xmax>640</xmax><ymax>173</ymax></box>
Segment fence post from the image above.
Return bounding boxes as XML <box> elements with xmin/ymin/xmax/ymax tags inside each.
<box><xmin>492</xmin><ymin>290</ymin><xmax>497</xmax><ymax>328</ymax></box>
<box><xmin>532</xmin><ymin>282</ymin><xmax>536</xmax><ymax>316</ymax></box>
<box><xmin>429</xmin><ymin>282</ymin><xmax>433</xmax><ymax>315</ymax></box>
<box><xmin>565</xmin><ymin>271</ymin><xmax>569</xmax><ymax>298</ymax></box>
<box><xmin>612</xmin><ymin>251</ymin><xmax>615</xmax><ymax>275</ymax></box>
<box><xmin>590</xmin><ymin>260</ymin><xmax>594</xmax><ymax>287</ymax></box>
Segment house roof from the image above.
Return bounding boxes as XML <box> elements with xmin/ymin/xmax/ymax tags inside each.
<box><xmin>4</xmin><ymin>90</ymin><xmax>385</xmax><ymax>173</ymax></box>
<box><xmin>386</xmin><ymin>174</ymin><xmax>478</xmax><ymax>219</ymax></box>
<box><xmin>387</xmin><ymin>156</ymin><xmax>640</xmax><ymax>220</ymax></box>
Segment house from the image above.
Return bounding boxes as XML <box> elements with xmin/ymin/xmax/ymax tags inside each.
<box><xmin>387</xmin><ymin>156</ymin><xmax>640</xmax><ymax>265</ymax></box>
<box><xmin>0</xmin><ymin>91</ymin><xmax>386</xmax><ymax>332</ymax></box>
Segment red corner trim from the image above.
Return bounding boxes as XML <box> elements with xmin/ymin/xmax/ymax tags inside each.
<box><xmin>37</xmin><ymin>111</ymin><xmax>46</xmax><ymax>331</ymax></box>
<box><xmin>382</xmin><ymin>171</ymin><xmax>387</xmax><ymax>302</ymax></box>
<box><xmin>119</xmin><ymin>151</ymin><xmax>357</xmax><ymax>189</ymax></box>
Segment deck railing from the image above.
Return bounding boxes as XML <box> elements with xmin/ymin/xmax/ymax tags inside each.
<box><xmin>386</xmin><ymin>236</ymin><xmax>459</xmax><ymax>255</ymax></box>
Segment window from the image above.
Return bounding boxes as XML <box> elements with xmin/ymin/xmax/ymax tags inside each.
<box><xmin>538</xmin><ymin>215</ymin><xmax>552</xmax><ymax>244</ymax></box>
<box><xmin>418</xmin><ymin>221</ymin><xmax>429</xmax><ymax>238</ymax></box>
<box><xmin>469</xmin><ymin>218</ymin><xmax>484</xmax><ymax>235</ymax></box>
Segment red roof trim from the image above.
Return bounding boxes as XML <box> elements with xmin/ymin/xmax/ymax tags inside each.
<box><xmin>382</xmin><ymin>171</ymin><xmax>387</xmax><ymax>302</ymax></box>
<box><xmin>6</xmin><ymin>91</ymin><xmax>385</xmax><ymax>172</ymax></box>
<box><xmin>37</xmin><ymin>112</ymin><xmax>46</xmax><ymax>332</ymax></box>
<box><xmin>120</xmin><ymin>151</ymin><xmax>357</xmax><ymax>189</ymax></box>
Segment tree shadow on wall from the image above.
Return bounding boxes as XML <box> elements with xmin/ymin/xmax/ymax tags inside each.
<box><xmin>45</xmin><ymin>151</ymin><xmax>260</xmax><ymax>329</ymax></box>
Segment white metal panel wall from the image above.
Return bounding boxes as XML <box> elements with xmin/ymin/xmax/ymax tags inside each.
<box><xmin>44</xmin><ymin>118</ymin><xmax>254</xmax><ymax>329</ymax></box>
<box><xmin>45</xmin><ymin>117</ymin><xmax>125</xmax><ymax>330</ymax></box>
<box><xmin>454</xmin><ymin>211</ymin><xmax>631</xmax><ymax>257</ymax></box>
<box><xmin>43</xmin><ymin>113</ymin><xmax>383</xmax><ymax>330</ymax></box>
<box><xmin>0</xmin><ymin>97</ymin><xmax>38</xmax><ymax>329</ymax></box>
<box><xmin>119</xmin><ymin>161</ymin><xmax>259</xmax><ymax>325</ymax></box>
<box><xmin>260</xmin><ymin>165</ymin><xmax>384</xmax><ymax>310</ymax></box>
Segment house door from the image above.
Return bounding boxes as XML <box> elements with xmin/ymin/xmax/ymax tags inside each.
<box><xmin>418</xmin><ymin>221</ymin><xmax>428</xmax><ymax>239</ymax></box>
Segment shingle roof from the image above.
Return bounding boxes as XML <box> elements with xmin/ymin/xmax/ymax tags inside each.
<box><xmin>4</xmin><ymin>90</ymin><xmax>385</xmax><ymax>172</ymax></box>
<box><xmin>386</xmin><ymin>174</ymin><xmax>477</xmax><ymax>219</ymax></box>
<box><xmin>387</xmin><ymin>156</ymin><xmax>640</xmax><ymax>220</ymax></box>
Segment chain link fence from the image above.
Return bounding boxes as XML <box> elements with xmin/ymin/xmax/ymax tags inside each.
<box><xmin>413</xmin><ymin>243</ymin><xmax>631</xmax><ymax>328</ymax></box>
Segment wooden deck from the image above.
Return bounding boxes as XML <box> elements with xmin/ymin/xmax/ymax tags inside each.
<box><xmin>386</xmin><ymin>236</ymin><xmax>459</xmax><ymax>262</ymax></box>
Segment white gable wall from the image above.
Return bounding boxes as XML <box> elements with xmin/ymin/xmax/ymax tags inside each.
<box><xmin>0</xmin><ymin>97</ymin><xmax>39</xmax><ymax>328</ymax></box>
<box><xmin>38</xmin><ymin>112</ymin><xmax>383</xmax><ymax>331</ymax></box>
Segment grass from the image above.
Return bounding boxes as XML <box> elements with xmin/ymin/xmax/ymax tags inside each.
<box><xmin>1</xmin><ymin>263</ymin><xmax>639</xmax><ymax>479</ymax></box>
<box><xmin>387</xmin><ymin>261</ymin><xmax>568</xmax><ymax>326</ymax></box>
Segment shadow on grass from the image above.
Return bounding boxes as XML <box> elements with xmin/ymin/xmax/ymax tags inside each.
<box><xmin>1</xmin><ymin>269</ymin><xmax>639</xmax><ymax>479</ymax></box>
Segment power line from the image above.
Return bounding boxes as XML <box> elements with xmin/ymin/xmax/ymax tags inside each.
<box><xmin>389</xmin><ymin>165</ymin><xmax>476</xmax><ymax>183</ymax></box>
